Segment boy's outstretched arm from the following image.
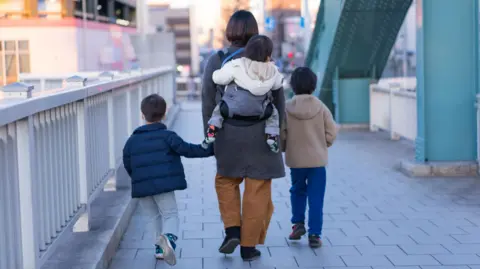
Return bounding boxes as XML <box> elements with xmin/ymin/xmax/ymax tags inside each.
<box><xmin>168</xmin><ymin>132</ymin><xmax>214</xmax><ymax>158</ymax></box>
<box><xmin>324</xmin><ymin>107</ymin><xmax>337</xmax><ymax>147</ymax></box>
<box><xmin>212</xmin><ymin>62</ymin><xmax>234</xmax><ymax>85</ymax></box>
<box><xmin>122</xmin><ymin>139</ymin><xmax>133</xmax><ymax>176</ymax></box>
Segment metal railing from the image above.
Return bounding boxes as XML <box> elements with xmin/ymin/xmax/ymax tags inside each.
<box><xmin>369</xmin><ymin>83</ymin><xmax>417</xmax><ymax>141</ymax></box>
<box><xmin>18</xmin><ymin>72</ymin><xmax>104</xmax><ymax>92</ymax></box>
<box><xmin>0</xmin><ymin>67</ymin><xmax>175</xmax><ymax>269</ymax></box>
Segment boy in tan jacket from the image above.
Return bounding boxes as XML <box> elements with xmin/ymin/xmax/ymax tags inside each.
<box><xmin>281</xmin><ymin>67</ymin><xmax>337</xmax><ymax>248</ymax></box>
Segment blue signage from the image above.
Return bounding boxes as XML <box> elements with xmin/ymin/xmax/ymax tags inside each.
<box><xmin>300</xmin><ymin>17</ymin><xmax>305</xmax><ymax>28</ymax></box>
<box><xmin>265</xmin><ymin>16</ymin><xmax>276</xmax><ymax>32</ymax></box>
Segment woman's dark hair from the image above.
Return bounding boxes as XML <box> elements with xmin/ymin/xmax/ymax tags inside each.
<box><xmin>141</xmin><ymin>94</ymin><xmax>167</xmax><ymax>122</ymax></box>
<box><xmin>226</xmin><ymin>10</ymin><xmax>259</xmax><ymax>47</ymax></box>
<box><xmin>245</xmin><ymin>35</ymin><xmax>273</xmax><ymax>62</ymax></box>
<box><xmin>290</xmin><ymin>67</ymin><xmax>317</xmax><ymax>95</ymax></box>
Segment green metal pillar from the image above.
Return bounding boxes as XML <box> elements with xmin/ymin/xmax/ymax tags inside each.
<box><xmin>416</xmin><ymin>0</ymin><xmax>478</xmax><ymax>162</ymax></box>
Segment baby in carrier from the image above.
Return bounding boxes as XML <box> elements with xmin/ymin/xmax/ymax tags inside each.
<box><xmin>202</xmin><ymin>35</ymin><xmax>284</xmax><ymax>152</ymax></box>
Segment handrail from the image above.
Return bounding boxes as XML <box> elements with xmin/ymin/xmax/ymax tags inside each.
<box><xmin>1</xmin><ymin>67</ymin><xmax>172</xmax><ymax>126</ymax></box>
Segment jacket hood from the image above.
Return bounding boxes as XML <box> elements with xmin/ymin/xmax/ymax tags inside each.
<box><xmin>133</xmin><ymin>122</ymin><xmax>166</xmax><ymax>134</ymax></box>
<box><xmin>286</xmin><ymin>95</ymin><xmax>323</xmax><ymax>120</ymax></box>
<box><xmin>230</xmin><ymin>58</ymin><xmax>281</xmax><ymax>95</ymax></box>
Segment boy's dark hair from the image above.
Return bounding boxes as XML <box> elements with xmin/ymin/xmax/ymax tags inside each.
<box><xmin>290</xmin><ymin>67</ymin><xmax>317</xmax><ymax>95</ymax></box>
<box><xmin>226</xmin><ymin>10</ymin><xmax>259</xmax><ymax>47</ymax></box>
<box><xmin>244</xmin><ymin>35</ymin><xmax>273</xmax><ymax>62</ymax></box>
<box><xmin>141</xmin><ymin>94</ymin><xmax>166</xmax><ymax>122</ymax></box>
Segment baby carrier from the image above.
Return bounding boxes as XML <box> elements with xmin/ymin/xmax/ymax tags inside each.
<box><xmin>215</xmin><ymin>48</ymin><xmax>274</xmax><ymax>121</ymax></box>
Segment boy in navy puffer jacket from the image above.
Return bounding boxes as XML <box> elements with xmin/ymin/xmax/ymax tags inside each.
<box><xmin>123</xmin><ymin>94</ymin><xmax>213</xmax><ymax>266</ymax></box>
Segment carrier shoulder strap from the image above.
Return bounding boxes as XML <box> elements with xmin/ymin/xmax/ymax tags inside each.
<box><xmin>221</xmin><ymin>48</ymin><xmax>244</xmax><ymax>67</ymax></box>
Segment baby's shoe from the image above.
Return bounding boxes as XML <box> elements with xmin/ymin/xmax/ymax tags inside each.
<box><xmin>202</xmin><ymin>125</ymin><xmax>217</xmax><ymax>148</ymax></box>
<box><xmin>266</xmin><ymin>134</ymin><xmax>279</xmax><ymax>153</ymax></box>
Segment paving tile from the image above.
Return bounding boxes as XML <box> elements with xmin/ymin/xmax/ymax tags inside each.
<box><xmin>398</xmin><ymin>244</ymin><xmax>450</xmax><ymax>255</ymax></box>
<box><xmin>356</xmin><ymin>245</ymin><xmax>405</xmax><ymax>255</ymax></box>
<box><xmin>155</xmin><ymin>258</ymin><xmax>203</xmax><ymax>269</ymax></box>
<box><xmin>433</xmin><ymin>254</ymin><xmax>480</xmax><ymax>265</ymax></box>
<box><xmin>326</xmin><ymin>235</ymin><xmax>373</xmax><ymax>246</ymax></box>
<box><xmin>109</xmin><ymin>257</ymin><xmax>156</xmax><ymax>269</ymax></box>
<box><xmin>386</xmin><ymin>255</ymin><xmax>440</xmax><ymax>266</ymax></box>
<box><xmin>250</xmin><ymin>254</ymin><xmax>298</xmax><ymax>268</ymax></box>
<box><xmin>442</xmin><ymin>244</ymin><xmax>480</xmax><ymax>254</ymax></box>
<box><xmin>422</xmin><ymin>265</ymin><xmax>470</xmax><ymax>269</ymax></box>
<box><xmin>368</xmin><ymin>235</ymin><xmax>417</xmax><ymax>245</ymax></box>
<box><xmin>410</xmin><ymin>234</ymin><xmax>459</xmax><ymax>245</ymax></box>
<box><xmin>452</xmin><ymin>235</ymin><xmax>480</xmax><ymax>244</ymax></box>
<box><xmin>295</xmin><ymin>252</ymin><xmax>346</xmax><ymax>267</ymax></box>
<box><xmin>314</xmin><ymin>245</ymin><xmax>360</xmax><ymax>256</ymax></box>
<box><xmin>203</xmin><ymin>257</ymin><xmax>252</xmax><ymax>269</ymax></box>
<box><xmin>373</xmin><ymin>267</ymin><xmax>421</xmax><ymax>269</ymax></box>
<box><xmin>341</xmin><ymin>255</ymin><xmax>393</xmax><ymax>266</ymax></box>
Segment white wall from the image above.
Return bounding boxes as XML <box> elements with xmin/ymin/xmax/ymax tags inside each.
<box><xmin>1</xmin><ymin>26</ymin><xmax>79</xmax><ymax>73</ymax></box>
<box><xmin>1</xmin><ymin>20</ymin><xmax>140</xmax><ymax>75</ymax></box>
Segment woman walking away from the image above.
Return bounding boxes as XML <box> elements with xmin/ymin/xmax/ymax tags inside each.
<box><xmin>202</xmin><ymin>10</ymin><xmax>286</xmax><ymax>261</ymax></box>
<box><xmin>281</xmin><ymin>67</ymin><xmax>337</xmax><ymax>248</ymax></box>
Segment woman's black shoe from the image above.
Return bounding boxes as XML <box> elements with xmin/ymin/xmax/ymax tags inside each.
<box><xmin>218</xmin><ymin>226</ymin><xmax>240</xmax><ymax>254</ymax></box>
<box><xmin>241</xmin><ymin>247</ymin><xmax>261</xmax><ymax>261</ymax></box>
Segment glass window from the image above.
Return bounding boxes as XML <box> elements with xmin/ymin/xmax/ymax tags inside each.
<box><xmin>18</xmin><ymin>40</ymin><xmax>29</xmax><ymax>51</ymax></box>
<box><xmin>19</xmin><ymin>55</ymin><xmax>30</xmax><ymax>73</ymax></box>
<box><xmin>5</xmin><ymin>54</ymin><xmax>18</xmax><ymax>84</ymax></box>
<box><xmin>5</xmin><ymin>41</ymin><xmax>15</xmax><ymax>51</ymax></box>
<box><xmin>0</xmin><ymin>53</ymin><xmax>4</xmax><ymax>86</ymax></box>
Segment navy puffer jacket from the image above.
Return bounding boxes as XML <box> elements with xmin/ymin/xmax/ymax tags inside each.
<box><xmin>123</xmin><ymin>122</ymin><xmax>213</xmax><ymax>198</ymax></box>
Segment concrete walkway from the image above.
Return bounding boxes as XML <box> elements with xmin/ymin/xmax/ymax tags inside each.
<box><xmin>108</xmin><ymin>102</ymin><xmax>480</xmax><ymax>269</ymax></box>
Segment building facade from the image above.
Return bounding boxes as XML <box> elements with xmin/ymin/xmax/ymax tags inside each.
<box><xmin>149</xmin><ymin>4</ymin><xmax>199</xmax><ymax>75</ymax></box>
<box><xmin>0</xmin><ymin>0</ymin><xmax>139</xmax><ymax>85</ymax></box>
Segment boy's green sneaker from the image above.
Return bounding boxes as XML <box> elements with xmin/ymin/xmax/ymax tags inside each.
<box><xmin>157</xmin><ymin>233</ymin><xmax>178</xmax><ymax>265</ymax></box>
<box><xmin>154</xmin><ymin>245</ymin><xmax>164</xmax><ymax>259</ymax></box>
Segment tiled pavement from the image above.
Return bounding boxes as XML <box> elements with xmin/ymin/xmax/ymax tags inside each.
<box><xmin>109</xmin><ymin>102</ymin><xmax>480</xmax><ymax>269</ymax></box>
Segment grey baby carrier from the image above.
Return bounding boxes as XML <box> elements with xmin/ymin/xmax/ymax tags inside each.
<box><xmin>215</xmin><ymin>48</ymin><xmax>274</xmax><ymax>121</ymax></box>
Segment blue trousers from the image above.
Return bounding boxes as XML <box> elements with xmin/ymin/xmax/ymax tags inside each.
<box><xmin>290</xmin><ymin>167</ymin><xmax>327</xmax><ymax>236</ymax></box>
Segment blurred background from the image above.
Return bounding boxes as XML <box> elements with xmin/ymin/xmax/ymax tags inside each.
<box><xmin>0</xmin><ymin>0</ymin><xmax>414</xmax><ymax>94</ymax></box>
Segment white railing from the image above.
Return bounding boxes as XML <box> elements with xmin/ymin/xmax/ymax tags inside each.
<box><xmin>0</xmin><ymin>67</ymin><xmax>175</xmax><ymax>269</ymax></box>
<box><xmin>369</xmin><ymin>83</ymin><xmax>417</xmax><ymax>141</ymax></box>
<box><xmin>18</xmin><ymin>72</ymin><xmax>104</xmax><ymax>92</ymax></box>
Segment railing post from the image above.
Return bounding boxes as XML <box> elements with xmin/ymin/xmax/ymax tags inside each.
<box><xmin>126</xmin><ymin>89</ymin><xmax>132</xmax><ymax>134</ymax></box>
<box><xmin>369</xmin><ymin>84</ymin><xmax>378</xmax><ymax>132</ymax></box>
<box><xmin>2</xmin><ymin>82</ymin><xmax>34</xmax><ymax>99</ymax></box>
<box><xmin>63</xmin><ymin>75</ymin><xmax>87</xmax><ymax>88</ymax></box>
<box><xmin>16</xmin><ymin>117</ymin><xmax>39</xmax><ymax>269</ymax></box>
<box><xmin>64</xmin><ymin>76</ymin><xmax>91</xmax><ymax>232</ymax></box>
<box><xmin>390</xmin><ymin>85</ymin><xmax>400</xmax><ymax>140</ymax></box>
<box><xmin>98</xmin><ymin>72</ymin><xmax>117</xmax><ymax>170</ymax></box>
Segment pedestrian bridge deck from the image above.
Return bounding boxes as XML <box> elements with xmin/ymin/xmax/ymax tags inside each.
<box><xmin>108</xmin><ymin>102</ymin><xmax>480</xmax><ymax>269</ymax></box>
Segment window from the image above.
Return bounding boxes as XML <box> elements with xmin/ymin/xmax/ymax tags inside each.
<box><xmin>0</xmin><ymin>40</ymin><xmax>31</xmax><ymax>86</ymax></box>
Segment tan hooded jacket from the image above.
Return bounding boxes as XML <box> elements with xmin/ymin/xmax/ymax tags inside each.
<box><xmin>281</xmin><ymin>94</ymin><xmax>337</xmax><ymax>168</ymax></box>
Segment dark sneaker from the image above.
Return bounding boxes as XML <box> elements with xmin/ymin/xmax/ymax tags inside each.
<box><xmin>218</xmin><ymin>236</ymin><xmax>241</xmax><ymax>254</ymax></box>
<box><xmin>308</xmin><ymin>234</ymin><xmax>322</xmax><ymax>248</ymax></box>
<box><xmin>157</xmin><ymin>233</ymin><xmax>178</xmax><ymax>265</ymax></box>
<box><xmin>241</xmin><ymin>247</ymin><xmax>261</xmax><ymax>261</ymax></box>
<box><xmin>289</xmin><ymin>223</ymin><xmax>306</xmax><ymax>240</ymax></box>
<box><xmin>219</xmin><ymin>226</ymin><xmax>241</xmax><ymax>254</ymax></box>
<box><xmin>266</xmin><ymin>134</ymin><xmax>279</xmax><ymax>153</ymax></box>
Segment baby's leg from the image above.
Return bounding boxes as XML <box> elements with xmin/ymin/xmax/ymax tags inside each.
<box><xmin>265</xmin><ymin>105</ymin><xmax>280</xmax><ymax>153</ymax></box>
